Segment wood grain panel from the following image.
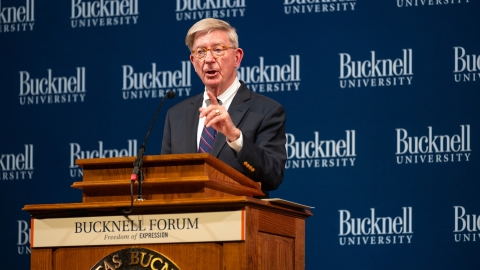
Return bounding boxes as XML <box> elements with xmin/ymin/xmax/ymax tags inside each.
<box><xmin>223</xmin><ymin>242</ymin><xmax>247</xmax><ymax>270</ymax></box>
<box><xmin>30</xmin><ymin>248</ymin><xmax>52</xmax><ymax>270</ymax></box>
<box><xmin>258</xmin><ymin>210</ymin><xmax>297</xmax><ymax>238</ymax></box>
<box><xmin>257</xmin><ymin>232</ymin><xmax>295</xmax><ymax>270</ymax></box>
<box><xmin>295</xmin><ymin>218</ymin><xmax>306</xmax><ymax>269</ymax></box>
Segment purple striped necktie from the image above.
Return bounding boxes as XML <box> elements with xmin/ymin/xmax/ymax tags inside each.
<box><xmin>198</xmin><ymin>125</ymin><xmax>216</xmax><ymax>153</ymax></box>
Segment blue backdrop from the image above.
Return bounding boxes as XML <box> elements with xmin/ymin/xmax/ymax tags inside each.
<box><xmin>1</xmin><ymin>0</ymin><xmax>479</xmax><ymax>269</ymax></box>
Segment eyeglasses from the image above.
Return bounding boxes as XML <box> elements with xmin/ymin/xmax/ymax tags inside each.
<box><xmin>191</xmin><ymin>45</ymin><xmax>236</xmax><ymax>60</ymax></box>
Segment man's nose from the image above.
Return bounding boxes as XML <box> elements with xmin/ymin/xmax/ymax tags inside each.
<box><xmin>204</xmin><ymin>50</ymin><xmax>215</xmax><ymax>62</ymax></box>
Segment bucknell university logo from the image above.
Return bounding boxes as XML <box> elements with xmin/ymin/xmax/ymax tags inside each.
<box><xmin>175</xmin><ymin>0</ymin><xmax>246</xmax><ymax>21</ymax></box>
<box><xmin>397</xmin><ymin>0</ymin><xmax>469</xmax><ymax>8</ymax></box>
<box><xmin>91</xmin><ymin>248</ymin><xmax>180</xmax><ymax>270</ymax></box>
<box><xmin>284</xmin><ymin>0</ymin><xmax>357</xmax><ymax>14</ymax></box>
<box><xmin>285</xmin><ymin>130</ymin><xmax>356</xmax><ymax>169</ymax></box>
<box><xmin>19</xmin><ymin>67</ymin><xmax>86</xmax><ymax>105</ymax></box>
<box><xmin>122</xmin><ymin>62</ymin><xmax>192</xmax><ymax>100</ymax></box>
<box><xmin>339</xmin><ymin>49</ymin><xmax>413</xmax><ymax>89</ymax></box>
<box><xmin>237</xmin><ymin>55</ymin><xmax>301</xmax><ymax>93</ymax></box>
<box><xmin>453</xmin><ymin>206</ymin><xmax>480</xmax><ymax>243</ymax></box>
<box><xmin>71</xmin><ymin>0</ymin><xmax>139</xmax><ymax>28</ymax></box>
<box><xmin>339</xmin><ymin>207</ymin><xmax>413</xmax><ymax>246</ymax></box>
<box><xmin>395</xmin><ymin>125</ymin><xmax>471</xmax><ymax>165</ymax></box>
<box><xmin>0</xmin><ymin>0</ymin><xmax>35</xmax><ymax>33</ymax></box>
<box><xmin>1</xmin><ymin>144</ymin><xmax>34</xmax><ymax>180</ymax></box>
<box><xmin>453</xmin><ymin>47</ymin><xmax>480</xmax><ymax>83</ymax></box>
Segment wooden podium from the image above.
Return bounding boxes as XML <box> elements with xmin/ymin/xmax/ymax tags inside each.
<box><xmin>23</xmin><ymin>154</ymin><xmax>312</xmax><ymax>270</ymax></box>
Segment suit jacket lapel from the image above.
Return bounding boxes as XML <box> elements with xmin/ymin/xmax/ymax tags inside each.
<box><xmin>185</xmin><ymin>94</ymin><xmax>203</xmax><ymax>153</ymax></box>
<box><xmin>210</xmin><ymin>83</ymin><xmax>251</xmax><ymax>157</ymax></box>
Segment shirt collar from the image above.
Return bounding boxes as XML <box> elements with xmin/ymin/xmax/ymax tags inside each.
<box><xmin>203</xmin><ymin>78</ymin><xmax>241</xmax><ymax>107</ymax></box>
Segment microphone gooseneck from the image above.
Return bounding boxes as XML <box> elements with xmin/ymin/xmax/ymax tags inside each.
<box><xmin>122</xmin><ymin>90</ymin><xmax>176</xmax><ymax>215</ymax></box>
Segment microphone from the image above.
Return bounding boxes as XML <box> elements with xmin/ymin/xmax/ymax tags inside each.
<box><xmin>131</xmin><ymin>90</ymin><xmax>176</xmax><ymax>182</ymax></box>
<box><xmin>123</xmin><ymin>90</ymin><xmax>176</xmax><ymax>214</ymax></box>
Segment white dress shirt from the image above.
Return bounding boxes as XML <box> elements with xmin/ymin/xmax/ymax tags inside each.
<box><xmin>196</xmin><ymin>78</ymin><xmax>243</xmax><ymax>153</ymax></box>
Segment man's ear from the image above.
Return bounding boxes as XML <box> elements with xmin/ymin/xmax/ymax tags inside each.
<box><xmin>190</xmin><ymin>55</ymin><xmax>197</xmax><ymax>72</ymax></box>
<box><xmin>234</xmin><ymin>48</ymin><xmax>244</xmax><ymax>68</ymax></box>
<box><xmin>190</xmin><ymin>54</ymin><xmax>195</xmax><ymax>65</ymax></box>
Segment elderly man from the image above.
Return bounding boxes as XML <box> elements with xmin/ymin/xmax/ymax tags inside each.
<box><xmin>161</xmin><ymin>18</ymin><xmax>286</xmax><ymax>197</ymax></box>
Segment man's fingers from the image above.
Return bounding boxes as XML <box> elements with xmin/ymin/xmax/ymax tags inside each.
<box><xmin>205</xmin><ymin>110</ymin><xmax>223</xmax><ymax>127</ymax></box>
<box><xmin>199</xmin><ymin>91</ymin><xmax>229</xmax><ymax>129</ymax></box>
<box><xmin>206</xmin><ymin>91</ymin><xmax>218</xmax><ymax>105</ymax></box>
<box><xmin>199</xmin><ymin>107</ymin><xmax>208</xmax><ymax>118</ymax></box>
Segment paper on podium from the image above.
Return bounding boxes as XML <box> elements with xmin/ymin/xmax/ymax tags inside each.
<box><xmin>262</xmin><ymin>198</ymin><xmax>314</xmax><ymax>209</ymax></box>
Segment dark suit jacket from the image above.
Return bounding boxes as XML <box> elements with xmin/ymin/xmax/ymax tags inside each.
<box><xmin>161</xmin><ymin>82</ymin><xmax>286</xmax><ymax>196</ymax></box>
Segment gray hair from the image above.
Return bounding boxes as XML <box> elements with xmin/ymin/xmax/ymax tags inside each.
<box><xmin>185</xmin><ymin>18</ymin><xmax>239</xmax><ymax>51</ymax></box>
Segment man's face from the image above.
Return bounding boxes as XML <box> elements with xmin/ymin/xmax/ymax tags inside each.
<box><xmin>190</xmin><ymin>30</ymin><xmax>243</xmax><ymax>96</ymax></box>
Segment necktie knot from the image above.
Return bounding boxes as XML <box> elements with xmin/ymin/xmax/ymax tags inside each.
<box><xmin>205</xmin><ymin>98</ymin><xmax>222</xmax><ymax>106</ymax></box>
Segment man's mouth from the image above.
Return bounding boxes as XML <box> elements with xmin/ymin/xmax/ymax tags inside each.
<box><xmin>206</xmin><ymin>70</ymin><xmax>217</xmax><ymax>75</ymax></box>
